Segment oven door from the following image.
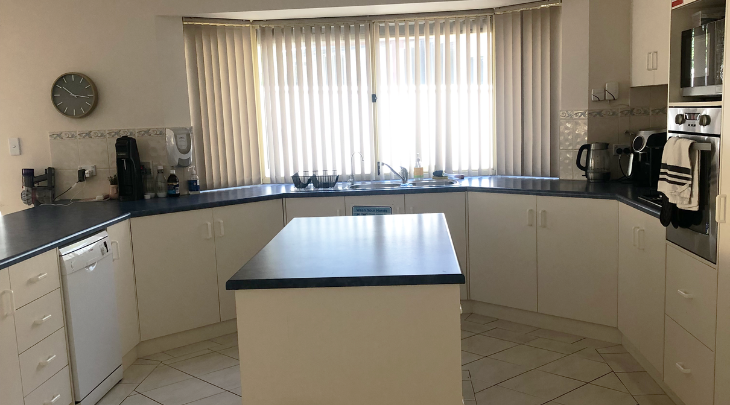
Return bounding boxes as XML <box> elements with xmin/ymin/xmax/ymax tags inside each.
<box><xmin>681</xmin><ymin>20</ymin><xmax>725</xmax><ymax>97</ymax></box>
<box><xmin>665</xmin><ymin>133</ymin><xmax>719</xmax><ymax>263</ymax></box>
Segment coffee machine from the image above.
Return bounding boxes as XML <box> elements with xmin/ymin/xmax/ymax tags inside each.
<box><xmin>21</xmin><ymin>168</ymin><xmax>56</xmax><ymax>206</ymax></box>
<box><xmin>115</xmin><ymin>136</ymin><xmax>144</xmax><ymax>201</ymax></box>
<box><xmin>629</xmin><ymin>129</ymin><xmax>667</xmax><ymax>188</ymax></box>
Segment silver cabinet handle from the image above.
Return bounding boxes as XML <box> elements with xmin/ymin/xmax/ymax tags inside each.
<box><xmin>538</xmin><ymin>210</ymin><xmax>547</xmax><ymax>228</ymax></box>
<box><xmin>39</xmin><ymin>354</ymin><xmax>57</xmax><ymax>367</ymax></box>
<box><xmin>202</xmin><ymin>222</ymin><xmax>213</xmax><ymax>239</ymax></box>
<box><xmin>717</xmin><ymin>194</ymin><xmax>726</xmax><ymax>223</ymax></box>
<box><xmin>647</xmin><ymin>52</ymin><xmax>652</xmax><ymax>71</ymax></box>
<box><xmin>677</xmin><ymin>289</ymin><xmax>694</xmax><ymax>299</ymax></box>
<box><xmin>0</xmin><ymin>289</ymin><xmax>15</xmax><ymax>317</ymax></box>
<box><xmin>632</xmin><ymin>226</ymin><xmax>639</xmax><ymax>247</ymax></box>
<box><xmin>675</xmin><ymin>362</ymin><xmax>692</xmax><ymax>374</ymax></box>
<box><xmin>216</xmin><ymin>219</ymin><xmax>225</xmax><ymax>237</ymax></box>
<box><xmin>637</xmin><ymin>228</ymin><xmax>645</xmax><ymax>250</ymax></box>
<box><xmin>34</xmin><ymin>314</ymin><xmax>53</xmax><ymax>325</ymax></box>
<box><xmin>110</xmin><ymin>241</ymin><xmax>120</xmax><ymax>261</ymax></box>
<box><xmin>652</xmin><ymin>51</ymin><xmax>658</xmax><ymax>70</ymax></box>
<box><xmin>29</xmin><ymin>273</ymin><xmax>48</xmax><ymax>283</ymax></box>
<box><xmin>44</xmin><ymin>394</ymin><xmax>62</xmax><ymax>405</ymax></box>
<box><xmin>527</xmin><ymin>209</ymin><xmax>535</xmax><ymax>227</ymax></box>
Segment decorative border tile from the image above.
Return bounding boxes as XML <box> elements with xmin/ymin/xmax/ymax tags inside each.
<box><xmin>650</xmin><ymin>107</ymin><xmax>667</xmax><ymax>115</ymax></box>
<box><xmin>61</xmin><ymin>131</ymin><xmax>77</xmax><ymax>139</ymax></box>
<box><xmin>49</xmin><ymin>132</ymin><xmax>63</xmax><ymax>140</ymax></box>
<box><xmin>631</xmin><ymin>107</ymin><xmax>650</xmax><ymax>116</ymax></box>
<box><xmin>90</xmin><ymin>130</ymin><xmax>106</xmax><ymax>138</ymax></box>
<box><xmin>78</xmin><ymin>131</ymin><xmax>93</xmax><ymax>139</ymax></box>
<box><xmin>619</xmin><ymin>108</ymin><xmax>632</xmax><ymax>117</ymax></box>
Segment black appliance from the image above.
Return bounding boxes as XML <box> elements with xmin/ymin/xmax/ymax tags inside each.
<box><xmin>630</xmin><ymin>130</ymin><xmax>667</xmax><ymax>188</ymax></box>
<box><xmin>115</xmin><ymin>136</ymin><xmax>144</xmax><ymax>201</ymax></box>
<box><xmin>680</xmin><ymin>19</ymin><xmax>725</xmax><ymax>97</ymax></box>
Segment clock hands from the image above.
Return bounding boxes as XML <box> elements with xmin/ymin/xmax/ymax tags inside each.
<box><xmin>58</xmin><ymin>85</ymin><xmax>93</xmax><ymax>99</ymax></box>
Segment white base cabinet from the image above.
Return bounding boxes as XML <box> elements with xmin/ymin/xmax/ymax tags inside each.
<box><xmin>468</xmin><ymin>193</ymin><xmax>537</xmax><ymax>311</ymax></box>
<box><xmin>0</xmin><ymin>267</ymin><xmax>24</xmax><ymax>405</ymax></box>
<box><xmin>536</xmin><ymin>196</ymin><xmax>619</xmax><ymax>327</ymax></box>
<box><xmin>285</xmin><ymin>197</ymin><xmax>345</xmax><ymax>224</ymax></box>
<box><xmin>345</xmin><ymin>195</ymin><xmax>406</xmax><ymax>215</ymax></box>
<box><xmin>618</xmin><ymin>204</ymin><xmax>666</xmax><ymax>375</ymax></box>
<box><xmin>107</xmin><ymin>220</ymin><xmax>140</xmax><ymax>355</ymax></box>
<box><xmin>665</xmin><ymin>316</ymin><xmax>715</xmax><ymax>405</ymax></box>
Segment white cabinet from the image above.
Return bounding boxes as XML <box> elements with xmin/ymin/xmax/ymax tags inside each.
<box><xmin>537</xmin><ymin>196</ymin><xmax>619</xmax><ymax>327</ymax></box>
<box><xmin>345</xmin><ymin>195</ymin><xmax>406</xmax><ymax>216</ymax></box>
<box><xmin>285</xmin><ymin>197</ymin><xmax>345</xmax><ymax>224</ymax></box>
<box><xmin>631</xmin><ymin>0</ymin><xmax>670</xmax><ymax>86</ymax></box>
<box><xmin>405</xmin><ymin>192</ymin><xmax>468</xmax><ymax>299</ymax></box>
<box><xmin>468</xmin><ymin>193</ymin><xmax>538</xmax><ymax>311</ymax></box>
<box><xmin>107</xmin><ymin>220</ymin><xmax>140</xmax><ymax>355</ymax></box>
<box><xmin>132</xmin><ymin>210</ymin><xmax>220</xmax><ymax>341</ymax></box>
<box><xmin>665</xmin><ymin>316</ymin><xmax>715</xmax><ymax>405</ymax></box>
<box><xmin>0</xmin><ymin>267</ymin><xmax>24</xmax><ymax>405</ymax></box>
<box><xmin>618</xmin><ymin>204</ymin><xmax>666</xmax><ymax>375</ymax></box>
<box><xmin>213</xmin><ymin>200</ymin><xmax>284</xmax><ymax>321</ymax></box>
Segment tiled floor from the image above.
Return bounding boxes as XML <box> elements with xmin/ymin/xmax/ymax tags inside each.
<box><xmin>98</xmin><ymin>315</ymin><xmax>676</xmax><ymax>405</ymax></box>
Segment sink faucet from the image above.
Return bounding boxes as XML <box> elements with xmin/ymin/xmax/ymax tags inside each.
<box><xmin>350</xmin><ymin>152</ymin><xmax>364</xmax><ymax>186</ymax></box>
<box><xmin>377</xmin><ymin>162</ymin><xmax>409</xmax><ymax>184</ymax></box>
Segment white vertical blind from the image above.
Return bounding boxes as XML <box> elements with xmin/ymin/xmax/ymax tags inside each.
<box><xmin>495</xmin><ymin>6</ymin><xmax>560</xmax><ymax>177</ymax></box>
<box><xmin>257</xmin><ymin>23</ymin><xmax>374</xmax><ymax>183</ymax></box>
<box><xmin>184</xmin><ymin>24</ymin><xmax>261</xmax><ymax>190</ymax></box>
<box><xmin>374</xmin><ymin>17</ymin><xmax>495</xmax><ymax>179</ymax></box>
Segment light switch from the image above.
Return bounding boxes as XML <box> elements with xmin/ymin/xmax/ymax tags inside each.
<box><xmin>8</xmin><ymin>138</ymin><xmax>20</xmax><ymax>156</ymax></box>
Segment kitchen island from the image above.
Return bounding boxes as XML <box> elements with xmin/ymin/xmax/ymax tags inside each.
<box><xmin>226</xmin><ymin>214</ymin><xmax>464</xmax><ymax>405</ymax></box>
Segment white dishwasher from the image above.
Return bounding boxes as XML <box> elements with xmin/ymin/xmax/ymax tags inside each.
<box><xmin>60</xmin><ymin>231</ymin><xmax>122</xmax><ymax>405</ymax></box>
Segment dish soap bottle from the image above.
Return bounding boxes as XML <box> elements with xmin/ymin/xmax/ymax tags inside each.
<box><xmin>155</xmin><ymin>166</ymin><xmax>167</xmax><ymax>198</ymax></box>
<box><xmin>167</xmin><ymin>167</ymin><xmax>180</xmax><ymax>197</ymax></box>
<box><xmin>414</xmin><ymin>153</ymin><xmax>424</xmax><ymax>180</ymax></box>
<box><xmin>188</xmin><ymin>166</ymin><xmax>200</xmax><ymax>195</ymax></box>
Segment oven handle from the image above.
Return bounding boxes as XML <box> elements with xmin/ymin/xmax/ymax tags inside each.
<box><xmin>717</xmin><ymin>194</ymin><xmax>727</xmax><ymax>224</ymax></box>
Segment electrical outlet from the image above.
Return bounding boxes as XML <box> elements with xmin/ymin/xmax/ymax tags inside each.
<box><xmin>612</xmin><ymin>144</ymin><xmax>630</xmax><ymax>156</ymax></box>
<box><xmin>591</xmin><ymin>88</ymin><xmax>605</xmax><ymax>101</ymax></box>
<box><xmin>78</xmin><ymin>165</ymin><xmax>97</xmax><ymax>178</ymax></box>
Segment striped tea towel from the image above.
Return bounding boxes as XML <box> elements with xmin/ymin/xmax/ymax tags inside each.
<box><xmin>658</xmin><ymin>137</ymin><xmax>700</xmax><ymax>211</ymax></box>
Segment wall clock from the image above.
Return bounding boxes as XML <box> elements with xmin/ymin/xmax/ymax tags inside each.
<box><xmin>51</xmin><ymin>72</ymin><xmax>98</xmax><ymax>118</ymax></box>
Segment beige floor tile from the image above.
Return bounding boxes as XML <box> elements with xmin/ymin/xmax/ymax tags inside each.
<box><xmin>538</xmin><ymin>354</ymin><xmax>612</xmax><ymax>382</ymax></box>
<box><xmin>461</xmin><ymin>313</ymin><xmax>472</xmax><ymax>321</ymax></box>
<box><xmin>601</xmin><ymin>353</ymin><xmax>644</xmax><ymax>372</ymax></box>
<box><xmin>474</xmin><ymin>386</ymin><xmax>546</xmax><ymax>405</ymax></box>
<box><xmin>169</xmin><ymin>352</ymin><xmax>239</xmax><ymax>377</ymax></box>
<box><xmin>488</xmin><ymin>320</ymin><xmax>539</xmax><ymax>333</ymax></box>
<box><xmin>552</xmin><ymin>383</ymin><xmax>637</xmax><ymax>405</ymax></box>
<box><xmin>482</xmin><ymin>328</ymin><xmax>540</xmax><ymax>344</ymax></box>
<box><xmin>199</xmin><ymin>365</ymin><xmax>241</xmax><ymax>390</ymax></box>
<box><xmin>209</xmin><ymin>333</ymin><xmax>238</xmax><ymax>349</ymax></box>
<box><xmin>143</xmin><ymin>378</ymin><xmax>223</xmax><ymax>405</ymax></box>
<box><xmin>186</xmin><ymin>392</ymin><xmax>241</xmax><ymax>405</ymax></box>
<box><xmin>141</xmin><ymin>352</ymin><xmax>174</xmax><ymax>362</ymax></box>
<box><xmin>164</xmin><ymin>341</ymin><xmax>222</xmax><ymax>358</ymax></box>
<box><xmin>462</xmin><ymin>369</ymin><xmax>471</xmax><ymax>380</ymax></box>
<box><xmin>215</xmin><ymin>347</ymin><xmax>239</xmax><ymax>360</ymax></box>
<box><xmin>527</xmin><ymin>329</ymin><xmax>583</xmax><ymax>344</ymax></box>
<box><xmin>462</xmin><ymin>320</ymin><xmax>497</xmax><ymax>334</ymax></box>
<box><xmin>597</xmin><ymin>345</ymin><xmax>628</xmax><ymax>354</ymax></box>
<box><xmin>616</xmin><ymin>372</ymin><xmax>664</xmax><ymax>395</ymax></box>
<box><xmin>135</xmin><ymin>365</ymin><xmax>193</xmax><ymax>393</ymax></box>
<box><xmin>499</xmin><ymin>370</ymin><xmax>584</xmax><ymax>402</ymax></box>
<box><xmin>163</xmin><ymin>350</ymin><xmax>213</xmax><ymax>365</ymax></box>
<box><xmin>462</xmin><ymin>357</ymin><xmax>531</xmax><ymax>392</ymax></box>
<box><xmin>98</xmin><ymin>384</ymin><xmax>137</xmax><ymax>405</ymax></box>
<box><xmin>634</xmin><ymin>394</ymin><xmax>676</xmax><ymax>405</ymax></box>
<box><xmin>489</xmin><ymin>345</ymin><xmax>565</xmax><ymax>369</ymax></box>
<box><xmin>121</xmin><ymin>365</ymin><xmax>157</xmax><ymax>385</ymax></box>
<box><xmin>462</xmin><ymin>380</ymin><xmax>475</xmax><ymax>400</ymax></box>
<box><xmin>462</xmin><ymin>330</ymin><xmax>477</xmax><ymax>339</ymax></box>
<box><xmin>461</xmin><ymin>335</ymin><xmax>518</xmax><ymax>356</ymax></box>
<box><xmin>574</xmin><ymin>348</ymin><xmax>607</xmax><ymax>363</ymax></box>
<box><xmin>527</xmin><ymin>338</ymin><xmax>584</xmax><ymax>355</ymax></box>
<box><xmin>591</xmin><ymin>373</ymin><xmax>629</xmax><ymax>393</ymax></box>
<box><xmin>462</xmin><ymin>351</ymin><xmax>484</xmax><ymax>365</ymax></box>
<box><xmin>133</xmin><ymin>359</ymin><xmax>160</xmax><ymax>366</ymax></box>
<box><xmin>120</xmin><ymin>395</ymin><xmax>158</xmax><ymax>405</ymax></box>
<box><xmin>465</xmin><ymin>314</ymin><xmax>498</xmax><ymax>324</ymax></box>
<box><xmin>573</xmin><ymin>338</ymin><xmax>618</xmax><ymax>349</ymax></box>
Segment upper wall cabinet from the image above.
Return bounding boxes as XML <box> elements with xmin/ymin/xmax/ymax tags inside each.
<box><xmin>631</xmin><ymin>0</ymin><xmax>670</xmax><ymax>86</ymax></box>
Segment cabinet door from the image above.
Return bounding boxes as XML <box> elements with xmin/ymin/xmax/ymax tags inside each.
<box><xmin>285</xmin><ymin>197</ymin><xmax>345</xmax><ymax>224</ymax></box>
<box><xmin>631</xmin><ymin>0</ymin><xmax>655</xmax><ymax>86</ymax></box>
<box><xmin>345</xmin><ymin>195</ymin><xmax>406</xmax><ymax>215</ymax></box>
<box><xmin>650</xmin><ymin>0</ymin><xmax>670</xmax><ymax>85</ymax></box>
<box><xmin>0</xmin><ymin>268</ymin><xmax>24</xmax><ymax>405</ymax></box>
<box><xmin>107</xmin><ymin>220</ymin><xmax>140</xmax><ymax>355</ymax></box>
<box><xmin>405</xmin><ymin>192</ymin><xmax>468</xmax><ymax>299</ymax></box>
<box><xmin>618</xmin><ymin>203</ymin><xmax>666</xmax><ymax>375</ymax></box>
<box><xmin>213</xmin><ymin>200</ymin><xmax>284</xmax><ymax>321</ymax></box>
<box><xmin>537</xmin><ymin>196</ymin><xmax>619</xmax><ymax>326</ymax></box>
<box><xmin>469</xmin><ymin>193</ymin><xmax>538</xmax><ymax>311</ymax></box>
<box><xmin>131</xmin><ymin>210</ymin><xmax>220</xmax><ymax>340</ymax></box>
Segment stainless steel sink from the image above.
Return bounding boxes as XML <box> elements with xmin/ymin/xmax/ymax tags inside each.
<box><xmin>408</xmin><ymin>179</ymin><xmax>457</xmax><ymax>187</ymax></box>
<box><xmin>348</xmin><ymin>182</ymin><xmax>404</xmax><ymax>190</ymax></box>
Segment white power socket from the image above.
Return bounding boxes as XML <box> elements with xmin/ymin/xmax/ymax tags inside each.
<box><xmin>612</xmin><ymin>144</ymin><xmax>630</xmax><ymax>156</ymax></box>
<box><xmin>79</xmin><ymin>165</ymin><xmax>97</xmax><ymax>178</ymax></box>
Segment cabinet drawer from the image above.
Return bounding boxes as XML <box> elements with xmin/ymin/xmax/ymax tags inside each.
<box><xmin>19</xmin><ymin>328</ymin><xmax>68</xmax><ymax>396</ymax></box>
<box><xmin>664</xmin><ymin>316</ymin><xmax>714</xmax><ymax>405</ymax></box>
<box><xmin>665</xmin><ymin>245</ymin><xmax>717</xmax><ymax>350</ymax></box>
<box><xmin>15</xmin><ymin>289</ymin><xmax>65</xmax><ymax>353</ymax></box>
<box><xmin>24</xmin><ymin>366</ymin><xmax>72</xmax><ymax>405</ymax></box>
<box><xmin>9</xmin><ymin>251</ymin><xmax>60</xmax><ymax>309</ymax></box>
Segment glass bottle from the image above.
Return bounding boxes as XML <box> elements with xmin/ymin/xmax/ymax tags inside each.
<box><xmin>167</xmin><ymin>167</ymin><xmax>180</xmax><ymax>197</ymax></box>
<box><xmin>414</xmin><ymin>153</ymin><xmax>424</xmax><ymax>180</ymax></box>
<box><xmin>188</xmin><ymin>166</ymin><xmax>200</xmax><ymax>195</ymax></box>
<box><xmin>155</xmin><ymin>166</ymin><xmax>167</xmax><ymax>198</ymax></box>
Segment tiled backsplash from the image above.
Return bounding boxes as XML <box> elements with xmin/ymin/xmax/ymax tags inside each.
<box><xmin>49</xmin><ymin>127</ymin><xmax>192</xmax><ymax>200</ymax></box>
<box><xmin>559</xmin><ymin>85</ymin><xmax>668</xmax><ymax>180</ymax></box>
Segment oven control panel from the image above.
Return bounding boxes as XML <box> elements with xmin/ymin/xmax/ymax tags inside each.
<box><xmin>668</xmin><ymin>106</ymin><xmax>722</xmax><ymax>135</ymax></box>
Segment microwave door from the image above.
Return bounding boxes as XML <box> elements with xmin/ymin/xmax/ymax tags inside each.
<box><xmin>693</xmin><ymin>25</ymin><xmax>709</xmax><ymax>87</ymax></box>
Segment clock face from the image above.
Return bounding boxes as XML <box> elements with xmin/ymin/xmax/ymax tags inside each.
<box><xmin>51</xmin><ymin>73</ymin><xmax>98</xmax><ymax>118</ymax></box>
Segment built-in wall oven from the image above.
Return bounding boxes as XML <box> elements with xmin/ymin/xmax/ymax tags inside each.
<box><xmin>666</xmin><ymin>105</ymin><xmax>722</xmax><ymax>263</ymax></box>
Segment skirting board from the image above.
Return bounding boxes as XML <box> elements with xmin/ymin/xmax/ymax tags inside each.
<box><xmin>464</xmin><ymin>300</ymin><xmax>622</xmax><ymax>344</ymax></box>
<box><xmin>622</xmin><ymin>335</ymin><xmax>687</xmax><ymax>405</ymax></box>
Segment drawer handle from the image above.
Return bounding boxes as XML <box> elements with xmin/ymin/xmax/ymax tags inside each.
<box><xmin>39</xmin><ymin>354</ymin><xmax>57</xmax><ymax>367</ymax></box>
<box><xmin>34</xmin><ymin>314</ymin><xmax>53</xmax><ymax>325</ymax></box>
<box><xmin>677</xmin><ymin>289</ymin><xmax>694</xmax><ymax>299</ymax></box>
<box><xmin>216</xmin><ymin>219</ymin><xmax>225</xmax><ymax>237</ymax></box>
<box><xmin>110</xmin><ymin>241</ymin><xmax>120</xmax><ymax>261</ymax></box>
<box><xmin>675</xmin><ymin>362</ymin><xmax>692</xmax><ymax>374</ymax></box>
<box><xmin>0</xmin><ymin>289</ymin><xmax>15</xmax><ymax>316</ymax></box>
<box><xmin>29</xmin><ymin>273</ymin><xmax>48</xmax><ymax>283</ymax></box>
<box><xmin>44</xmin><ymin>394</ymin><xmax>62</xmax><ymax>405</ymax></box>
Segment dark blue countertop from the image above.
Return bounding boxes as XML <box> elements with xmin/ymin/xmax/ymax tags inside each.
<box><xmin>0</xmin><ymin>176</ymin><xmax>660</xmax><ymax>268</ymax></box>
<box><xmin>226</xmin><ymin>214</ymin><xmax>465</xmax><ymax>290</ymax></box>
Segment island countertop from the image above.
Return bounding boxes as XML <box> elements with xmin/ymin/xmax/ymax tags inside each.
<box><xmin>225</xmin><ymin>213</ymin><xmax>465</xmax><ymax>290</ymax></box>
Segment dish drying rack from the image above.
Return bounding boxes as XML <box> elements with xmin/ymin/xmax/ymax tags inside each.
<box><xmin>292</xmin><ymin>171</ymin><xmax>339</xmax><ymax>189</ymax></box>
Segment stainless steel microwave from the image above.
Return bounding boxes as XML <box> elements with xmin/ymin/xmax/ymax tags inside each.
<box><xmin>681</xmin><ymin>19</ymin><xmax>725</xmax><ymax>97</ymax></box>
